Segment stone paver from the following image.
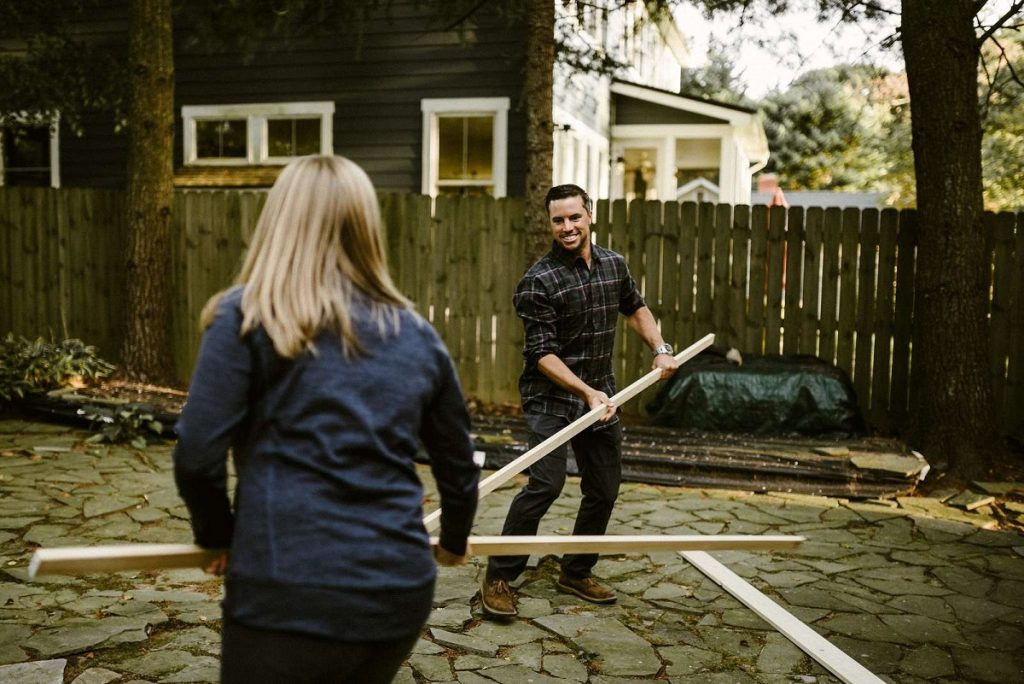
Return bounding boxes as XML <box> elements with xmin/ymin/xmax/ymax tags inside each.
<box><xmin>2</xmin><ymin>418</ymin><xmax>1024</xmax><ymax>682</ymax></box>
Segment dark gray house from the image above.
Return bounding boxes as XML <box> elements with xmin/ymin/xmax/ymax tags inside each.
<box><xmin>1</xmin><ymin>0</ymin><xmax>768</xmax><ymax>203</ymax></box>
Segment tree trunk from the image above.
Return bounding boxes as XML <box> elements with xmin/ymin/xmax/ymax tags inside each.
<box><xmin>121</xmin><ymin>0</ymin><xmax>175</xmax><ymax>383</ymax></box>
<box><xmin>523</xmin><ymin>0</ymin><xmax>555</xmax><ymax>265</ymax></box>
<box><xmin>901</xmin><ymin>0</ymin><xmax>999</xmax><ymax>478</ymax></box>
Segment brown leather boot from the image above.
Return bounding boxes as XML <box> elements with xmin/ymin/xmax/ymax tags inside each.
<box><xmin>480</xmin><ymin>572</ymin><xmax>518</xmax><ymax>617</ymax></box>
<box><xmin>556</xmin><ymin>571</ymin><xmax>617</xmax><ymax>604</ymax></box>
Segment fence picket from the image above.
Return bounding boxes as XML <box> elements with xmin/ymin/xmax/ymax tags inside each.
<box><xmin>989</xmin><ymin>212</ymin><xmax>1016</xmax><ymax>415</ymax></box>
<box><xmin>747</xmin><ymin>205</ymin><xmax>768</xmax><ymax>355</ymax></box>
<box><xmin>783</xmin><ymin>206</ymin><xmax>804</xmax><ymax>355</ymax></box>
<box><xmin>871</xmin><ymin>209</ymin><xmax>899</xmax><ymax>432</ymax></box>
<box><xmin>800</xmin><ymin>207</ymin><xmax>823</xmax><ymax>357</ymax></box>
<box><xmin>729</xmin><ymin>205</ymin><xmax>750</xmax><ymax>350</ymax></box>
<box><xmin>765</xmin><ymin>206</ymin><xmax>786</xmax><ymax>355</ymax></box>
<box><xmin>890</xmin><ymin>210</ymin><xmax>917</xmax><ymax>425</ymax></box>
<box><xmin>854</xmin><ymin>209</ymin><xmax>879</xmax><ymax>419</ymax></box>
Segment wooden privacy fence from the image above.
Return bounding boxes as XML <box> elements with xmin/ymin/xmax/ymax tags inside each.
<box><xmin>1</xmin><ymin>187</ymin><xmax>1021</xmax><ymax>435</ymax></box>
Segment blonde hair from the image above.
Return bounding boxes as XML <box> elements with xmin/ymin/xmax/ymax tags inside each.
<box><xmin>202</xmin><ymin>155</ymin><xmax>410</xmax><ymax>358</ymax></box>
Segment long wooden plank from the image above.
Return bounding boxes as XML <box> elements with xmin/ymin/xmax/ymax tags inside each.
<box><xmin>422</xmin><ymin>333</ymin><xmax>716</xmax><ymax>531</ymax></box>
<box><xmin>29</xmin><ymin>534</ymin><xmax>805</xmax><ymax>577</ymax></box>
<box><xmin>682</xmin><ymin>550</ymin><xmax>884</xmax><ymax>684</ymax></box>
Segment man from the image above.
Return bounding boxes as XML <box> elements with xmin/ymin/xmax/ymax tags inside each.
<box><xmin>480</xmin><ymin>184</ymin><xmax>679</xmax><ymax>617</ymax></box>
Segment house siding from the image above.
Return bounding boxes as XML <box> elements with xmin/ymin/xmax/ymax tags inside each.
<box><xmin>17</xmin><ymin>0</ymin><xmax>527</xmax><ymax>194</ymax></box>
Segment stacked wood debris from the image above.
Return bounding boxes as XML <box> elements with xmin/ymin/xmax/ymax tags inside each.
<box><xmin>470</xmin><ymin>415</ymin><xmax>928</xmax><ymax>499</ymax></box>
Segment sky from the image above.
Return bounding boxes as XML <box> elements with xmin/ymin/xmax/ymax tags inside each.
<box><xmin>673</xmin><ymin>4</ymin><xmax>903</xmax><ymax>99</ymax></box>
<box><xmin>674</xmin><ymin>1</ymin><xmax>1022</xmax><ymax>100</ymax></box>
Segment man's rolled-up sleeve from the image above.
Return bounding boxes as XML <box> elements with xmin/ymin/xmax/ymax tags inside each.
<box><xmin>515</xmin><ymin>276</ymin><xmax>560</xmax><ymax>365</ymax></box>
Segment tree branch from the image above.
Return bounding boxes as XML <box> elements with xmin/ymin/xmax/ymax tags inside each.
<box><xmin>991</xmin><ymin>34</ymin><xmax>1024</xmax><ymax>89</ymax></box>
<box><xmin>441</xmin><ymin>0</ymin><xmax>490</xmax><ymax>32</ymax></box>
<box><xmin>977</xmin><ymin>0</ymin><xmax>1024</xmax><ymax>46</ymax></box>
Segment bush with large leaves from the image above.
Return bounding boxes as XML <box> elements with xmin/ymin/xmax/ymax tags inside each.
<box><xmin>0</xmin><ymin>334</ymin><xmax>115</xmax><ymax>402</ymax></box>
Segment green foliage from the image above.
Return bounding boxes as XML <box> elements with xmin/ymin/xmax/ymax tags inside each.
<box><xmin>980</xmin><ymin>31</ymin><xmax>1024</xmax><ymax>212</ymax></box>
<box><xmin>678</xmin><ymin>41</ymin><xmax>755</xmax><ymax>107</ymax></box>
<box><xmin>0</xmin><ymin>334</ymin><xmax>115</xmax><ymax>402</ymax></box>
<box><xmin>759</xmin><ymin>64</ymin><xmax>916</xmax><ymax>205</ymax></box>
<box><xmin>0</xmin><ymin>0</ymin><xmax>129</xmax><ymax>135</ymax></box>
<box><xmin>80</xmin><ymin>403</ymin><xmax>164</xmax><ymax>450</ymax></box>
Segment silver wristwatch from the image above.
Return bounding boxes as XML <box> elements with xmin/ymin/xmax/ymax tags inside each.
<box><xmin>654</xmin><ymin>343</ymin><xmax>673</xmax><ymax>356</ymax></box>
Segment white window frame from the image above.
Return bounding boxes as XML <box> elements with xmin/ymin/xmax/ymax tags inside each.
<box><xmin>181</xmin><ymin>102</ymin><xmax>334</xmax><ymax>166</ymax></box>
<box><xmin>0</xmin><ymin>112</ymin><xmax>60</xmax><ymax>188</ymax></box>
<box><xmin>421</xmin><ymin>97</ymin><xmax>509</xmax><ymax>198</ymax></box>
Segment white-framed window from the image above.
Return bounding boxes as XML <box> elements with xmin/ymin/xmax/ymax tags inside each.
<box><xmin>181</xmin><ymin>102</ymin><xmax>334</xmax><ymax>166</ymax></box>
<box><xmin>421</xmin><ymin>97</ymin><xmax>509</xmax><ymax>198</ymax></box>
<box><xmin>0</xmin><ymin>113</ymin><xmax>60</xmax><ymax>187</ymax></box>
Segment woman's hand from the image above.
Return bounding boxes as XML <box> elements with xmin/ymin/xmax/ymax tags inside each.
<box><xmin>433</xmin><ymin>543</ymin><xmax>470</xmax><ymax>567</ymax></box>
<box><xmin>203</xmin><ymin>551</ymin><xmax>230</xmax><ymax>576</ymax></box>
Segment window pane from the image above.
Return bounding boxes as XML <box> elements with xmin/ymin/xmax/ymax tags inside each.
<box><xmin>437</xmin><ymin>184</ymin><xmax>495</xmax><ymax>197</ymax></box>
<box><xmin>438</xmin><ymin>115</ymin><xmax>493</xmax><ymax>181</ymax></box>
<box><xmin>267</xmin><ymin>118</ymin><xmax>321</xmax><ymax>157</ymax></box>
<box><xmin>196</xmin><ymin>119</ymin><xmax>247</xmax><ymax>159</ymax></box>
<box><xmin>2</xmin><ymin>126</ymin><xmax>51</xmax><ymax>187</ymax></box>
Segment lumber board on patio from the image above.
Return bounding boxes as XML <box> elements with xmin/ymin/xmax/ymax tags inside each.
<box><xmin>28</xmin><ymin>534</ymin><xmax>805</xmax><ymax>577</ymax></box>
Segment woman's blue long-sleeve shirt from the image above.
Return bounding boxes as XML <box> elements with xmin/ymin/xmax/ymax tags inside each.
<box><xmin>173</xmin><ymin>287</ymin><xmax>479</xmax><ymax>641</ymax></box>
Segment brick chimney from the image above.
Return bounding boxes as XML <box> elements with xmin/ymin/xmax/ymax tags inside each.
<box><xmin>757</xmin><ymin>173</ymin><xmax>780</xmax><ymax>194</ymax></box>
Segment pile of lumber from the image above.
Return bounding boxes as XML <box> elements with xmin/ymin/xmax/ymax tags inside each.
<box><xmin>469</xmin><ymin>415</ymin><xmax>927</xmax><ymax>499</ymax></box>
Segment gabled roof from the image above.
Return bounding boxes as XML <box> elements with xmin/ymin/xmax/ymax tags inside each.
<box><xmin>676</xmin><ymin>177</ymin><xmax>720</xmax><ymax>199</ymax></box>
<box><xmin>612</xmin><ymin>80</ymin><xmax>758</xmax><ymax>120</ymax></box>
<box><xmin>611</xmin><ymin>80</ymin><xmax>769</xmax><ymax>169</ymax></box>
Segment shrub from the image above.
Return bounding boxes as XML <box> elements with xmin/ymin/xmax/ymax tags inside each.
<box><xmin>79</xmin><ymin>403</ymin><xmax>164</xmax><ymax>450</ymax></box>
<box><xmin>0</xmin><ymin>333</ymin><xmax>115</xmax><ymax>402</ymax></box>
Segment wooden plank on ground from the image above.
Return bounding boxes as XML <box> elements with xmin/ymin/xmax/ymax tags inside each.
<box><xmin>30</xmin><ymin>534</ymin><xmax>805</xmax><ymax>577</ymax></box>
<box><xmin>682</xmin><ymin>550</ymin><xmax>885</xmax><ymax>684</ymax></box>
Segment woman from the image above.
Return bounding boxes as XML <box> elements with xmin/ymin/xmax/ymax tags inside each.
<box><xmin>173</xmin><ymin>155</ymin><xmax>479</xmax><ymax>684</ymax></box>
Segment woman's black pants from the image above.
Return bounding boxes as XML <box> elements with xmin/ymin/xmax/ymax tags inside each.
<box><xmin>221</xmin><ymin>617</ymin><xmax>420</xmax><ymax>684</ymax></box>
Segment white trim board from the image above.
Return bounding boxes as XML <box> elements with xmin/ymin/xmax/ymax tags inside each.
<box><xmin>682</xmin><ymin>551</ymin><xmax>884</xmax><ymax>684</ymax></box>
<box><xmin>29</xmin><ymin>535</ymin><xmax>805</xmax><ymax>577</ymax></box>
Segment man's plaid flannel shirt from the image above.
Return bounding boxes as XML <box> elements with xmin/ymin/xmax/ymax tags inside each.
<box><xmin>514</xmin><ymin>241</ymin><xmax>646</xmax><ymax>421</ymax></box>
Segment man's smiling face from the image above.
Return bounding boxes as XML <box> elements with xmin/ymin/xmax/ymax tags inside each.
<box><xmin>548</xmin><ymin>195</ymin><xmax>592</xmax><ymax>257</ymax></box>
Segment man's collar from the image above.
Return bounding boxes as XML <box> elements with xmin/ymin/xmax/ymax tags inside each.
<box><xmin>548</xmin><ymin>240</ymin><xmax>597</xmax><ymax>267</ymax></box>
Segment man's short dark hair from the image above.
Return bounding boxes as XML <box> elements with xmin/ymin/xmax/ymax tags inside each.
<box><xmin>544</xmin><ymin>184</ymin><xmax>592</xmax><ymax>214</ymax></box>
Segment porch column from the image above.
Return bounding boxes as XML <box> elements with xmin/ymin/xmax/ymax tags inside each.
<box><xmin>719</xmin><ymin>133</ymin><xmax>737</xmax><ymax>204</ymax></box>
<box><xmin>659</xmin><ymin>136</ymin><xmax>677</xmax><ymax>201</ymax></box>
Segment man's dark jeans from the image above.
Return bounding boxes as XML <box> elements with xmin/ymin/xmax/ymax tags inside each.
<box><xmin>488</xmin><ymin>412</ymin><xmax>622</xmax><ymax>581</ymax></box>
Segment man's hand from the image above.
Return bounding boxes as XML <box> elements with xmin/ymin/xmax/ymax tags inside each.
<box><xmin>434</xmin><ymin>543</ymin><xmax>470</xmax><ymax>566</ymax></box>
<box><xmin>652</xmin><ymin>353</ymin><xmax>680</xmax><ymax>380</ymax></box>
<box><xmin>586</xmin><ymin>390</ymin><xmax>617</xmax><ymax>421</ymax></box>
